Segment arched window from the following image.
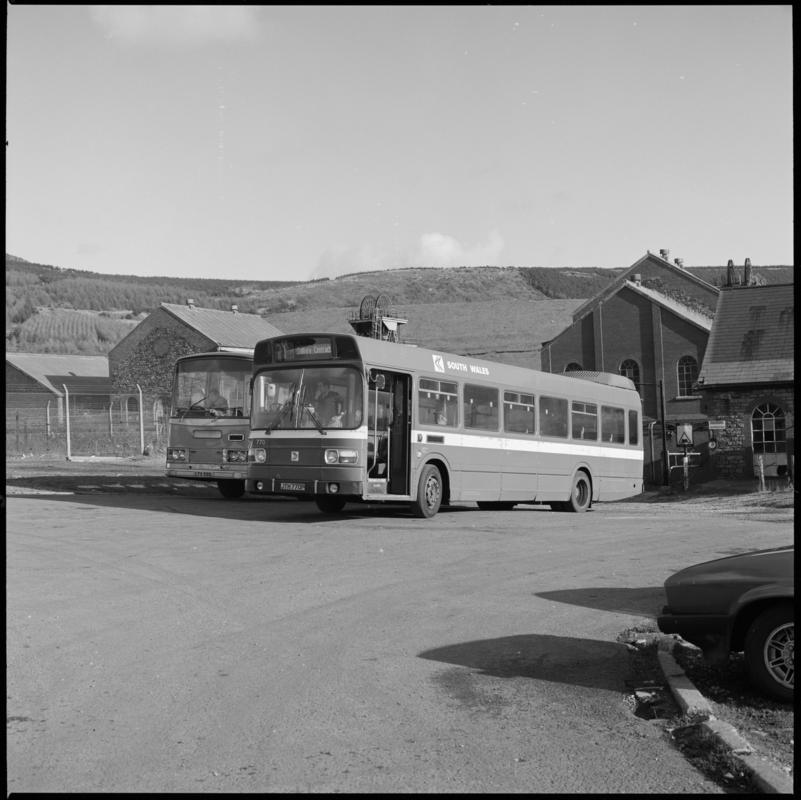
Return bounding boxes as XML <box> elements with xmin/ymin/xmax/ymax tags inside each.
<box><xmin>677</xmin><ymin>356</ymin><xmax>698</xmax><ymax>397</ymax></box>
<box><xmin>564</xmin><ymin>362</ymin><xmax>582</xmax><ymax>373</ymax></box>
<box><xmin>752</xmin><ymin>403</ymin><xmax>786</xmax><ymax>455</ymax></box>
<box><xmin>619</xmin><ymin>359</ymin><xmax>640</xmax><ymax>392</ymax></box>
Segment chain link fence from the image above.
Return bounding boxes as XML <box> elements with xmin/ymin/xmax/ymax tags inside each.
<box><xmin>6</xmin><ymin>391</ymin><xmax>168</xmax><ymax>459</ymax></box>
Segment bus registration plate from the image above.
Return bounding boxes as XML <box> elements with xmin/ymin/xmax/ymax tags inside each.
<box><xmin>279</xmin><ymin>481</ymin><xmax>306</xmax><ymax>492</ymax></box>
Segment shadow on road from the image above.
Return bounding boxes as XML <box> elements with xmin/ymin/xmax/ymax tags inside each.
<box><xmin>5</xmin><ymin>481</ymin><xmax>479</xmax><ymax>523</ymax></box>
<box><xmin>419</xmin><ymin>633</ymin><xmax>629</xmax><ymax>692</ymax></box>
<box><xmin>535</xmin><ymin>587</ymin><xmax>665</xmax><ymax>617</ymax></box>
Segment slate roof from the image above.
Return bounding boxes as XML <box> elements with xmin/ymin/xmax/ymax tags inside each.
<box><xmin>160</xmin><ymin>303</ymin><xmax>283</xmax><ymax>348</ymax></box>
<box><xmin>6</xmin><ymin>353</ymin><xmax>110</xmax><ymax>396</ymax></box>
<box><xmin>697</xmin><ymin>284</ymin><xmax>794</xmax><ymax>388</ymax></box>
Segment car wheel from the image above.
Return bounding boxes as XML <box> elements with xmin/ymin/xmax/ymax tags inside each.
<box><xmin>411</xmin><ymin>464</ymin><xmax>442</xmax><ymax>518</ymax></box>
<box><xmin>566</xmin><ymin>472</ymin><xmax>592</xmax><ymax>512</ymax></box>
<box><xmin>744</xmin><ymin>603</ymin><xmax>794</xmax><ymax>702</ymax></box>
<box><xmin>315</xmin><ymin>496</ymin><xmax>347</xmax><ymax>514</ymax></box>
<box><xmin>217</xmin><ymin>479</ymin><xmax>245</xmax><ymax>499</ymax></box>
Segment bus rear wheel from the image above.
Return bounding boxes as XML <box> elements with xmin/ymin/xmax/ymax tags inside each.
<box><xmin>315</xmin><ymin>496</ymin><xmax>347</xmax><ymax>514</ymax></box>
<box><xmin>412</xmin><ymin>464</ymin><xmax>443</xmax><ymax>518</ymax></box>
<box><xmin>217</xmin><ymin>479</ymin><xmax>245</xmax><ymax>499</ymax></box>
<box><xmin>566</xmin><ymin>472</ymin><xmax>592</xmax><ymax>512</ymax></box>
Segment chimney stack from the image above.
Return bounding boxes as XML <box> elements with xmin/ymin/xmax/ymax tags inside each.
<box><xmin>674</xmin><ymin>257</ymin><xmax>684</xmax><ymax>268</ymax></box>
<box><xmin>726</xmin><ymin>260</ymin><xmax>737</xmax><ymax>288</ymax></box>
<box><xmin>743</xmin><ymin>258</ymin><xmax>752</xmax><ymax>286</ymax></box>
<box><xmin>187</xmin><ymin>298</ymin><xmax>195</xmax><ymax>308</ymax></box>
<box><xmin>231</xmin><ymin>304</ymin><xmax>239</xmax><ymax>314</ymax></box>
<box><xmin>659</xmin><ymin>248</ymin><xmax>670</xmax><ymax>261</ymax></box>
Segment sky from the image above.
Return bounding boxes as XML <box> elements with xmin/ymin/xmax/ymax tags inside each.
<box><xmin>5</xmin><ymin>5</ymin><xmax>794</xmax><ymax>282</ymax></box>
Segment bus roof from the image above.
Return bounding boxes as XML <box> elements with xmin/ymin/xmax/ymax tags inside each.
<box><xmin>254</xmin><ymin>333</ymin><xmax>639</xmax><ymax>398</ymax></box>
<box><xmin>175</xmin><ymin>350</ymin><xmax>254</xmax><ymax>364</ymax></box>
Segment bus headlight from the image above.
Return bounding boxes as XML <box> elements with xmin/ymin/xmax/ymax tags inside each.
<box><xmin>167</xmin><ymin>448</ymin><xmax>186</xmax><ymax>462</ymax></box>
<box><xmin>223</xmin><ymin>449</ymin><xmax>247</xmax><ymax>463</ymax></box>
<box><xmin>249</xmin><ymin>448</ymin><xmax>267</xmax><ymax>464</ymax></box>
<box><xmin>324</xmin><ymin>449</ymin><xmax>358</xmax><ymax>464</ymax></box>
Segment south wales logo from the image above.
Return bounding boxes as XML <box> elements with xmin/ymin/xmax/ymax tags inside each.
<box><xmin>432</xmin><ymin>354</ymin><xmax>445</xmax><ymax>373</ymax></box>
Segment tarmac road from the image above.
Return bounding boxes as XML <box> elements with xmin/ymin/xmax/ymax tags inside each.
<box><xmin>6</xmin><ymin>487</ymin><xmax>793</xmax><ymax>793</ymax></box>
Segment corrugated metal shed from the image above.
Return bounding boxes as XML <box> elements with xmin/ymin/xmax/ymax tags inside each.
<box><xmin>697</xmin><ymin>284</ymin><xmax>794</xmax><ymax>387</ymax></box>
<box><xmin>160</xmin><ymin>303</ymin><xmax>282</xmax><ymax>347</ymax></box>
<box><xmin>5</xmin><ymin>353</ymin><xmax>110</xmax><ymax>396</ymax></box>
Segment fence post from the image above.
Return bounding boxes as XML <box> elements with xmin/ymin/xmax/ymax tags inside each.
<box><xmin>46</xmin><ymin>401</ymin><xmax>51</xmax><ymax>438</ymax></box>
<box><xmin>16</xmin><ymin>411</ymin><xmax>20</xmax><ymax>451</ymax></box>
<box><xmin>757</xmin><ymin>454</ymin><xmax>765</xmax><ymax>492</ymax></box>
<box><xmin>108</xmin><ymin>404</ymin><xmax>113</xmax><ymax>437</ymax></box>
<box><xmin>63</xmin><ymin>384</ymin><xmax>72</xmax><ymax>461</ymax></box>
<box><xmin>136</xmin><ymin>384</ymin><xmax>145</xmax><ymax>455</ymax></box>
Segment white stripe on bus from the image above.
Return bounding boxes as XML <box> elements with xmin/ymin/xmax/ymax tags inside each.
<box><xmin>411</xmin><ymin>430</ymin><xmax>642</xmax><ymax>460</ymax></box>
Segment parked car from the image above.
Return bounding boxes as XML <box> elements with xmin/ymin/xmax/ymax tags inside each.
<box><xmin>657</xmin><ymin>546</ymin><xmax>794</xmax><ymax>702</ymax></box>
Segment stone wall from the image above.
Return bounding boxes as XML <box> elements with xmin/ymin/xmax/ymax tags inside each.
<box><xmin>109</xmin><ymin>308</ymin><xmax>214</xmax><ymax>409</ymax></box>
<box><xmin>702</xmin><ymin>386</ymin><xmax>795</xmax><ymax>478</ymax></box>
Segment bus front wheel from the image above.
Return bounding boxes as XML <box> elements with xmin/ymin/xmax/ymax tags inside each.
<box><xmin>217</xmin><ymin>479</ymin><xmax>245</xmax><ymax>499</ymax></box>
<box><xmin>566</xmin><ymin>472</ymin><xmax>592</xmax><ymax>512</ymax></box>
<box><xmin>315</xmin><ymin>496</ymin><xmax>347</xmax><ymax>514</ymax></box>
<box><xmin>412</xmin><ymin>464</ymin><xmax>443</xmax><ymax>518</ymax></box>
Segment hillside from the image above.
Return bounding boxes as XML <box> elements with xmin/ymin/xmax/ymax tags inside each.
<box><xmin>5</xmin><ymin>253</ymin><xmax>793</xmax><ymax>358</ymax></box>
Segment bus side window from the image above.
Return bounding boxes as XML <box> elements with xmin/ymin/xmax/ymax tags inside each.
<box><xmin>540</xmin><ymin>396</ymin><xmax>568</xmax><ymax>438</ymax></box>
<box><xmin>418</xmin><ymin>378</ymin><xmax>458</xmax><ymax>428</ymax></box>
<box><xmin>464</xmin><ymin>385</ymin><xmax>499</xmax><ymax>431</ymax></box>
<box><xmin>601</xmin><ymin>405</ymin><xmax>626</xmax><ymax>443</ymax></box>
<box><xmin>503</xmin><ymin>391</ymin><xmax>535</xmax><ymax>434</ymax></box>
<box><xmin>571</xmin><ymin>401</ymin><xmax>598</xmax><ymax>441</ymax></box>
<box><xmin>628</xmin><ymin>409</ymin><xmax>640</xmax><ymax>446</ymax></box>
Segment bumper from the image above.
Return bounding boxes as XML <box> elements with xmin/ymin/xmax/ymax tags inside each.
<box><xmin>657</xmin><ymin>607</ymin><xmax>732</xmax><ymax>660</ymax></box>
<box><xmin>247</xmin><ymin>478</ymin><xmax>363</xmax><ymax>497</ymax></box>
<box><xmin>166</xmin><ymin>468</ymin><xmax>247</xmax><ymax>481</ymax></box>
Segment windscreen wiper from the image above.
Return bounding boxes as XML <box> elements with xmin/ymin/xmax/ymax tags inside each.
<box><xmin>301</xmin><ymin>404</ymin><xmax>327</xmax><ymax>434</ymax></box>
<box><xmin>264</xmin><ymin>400</ymin><xmax>293</xmax><ymax>433</ymax></box>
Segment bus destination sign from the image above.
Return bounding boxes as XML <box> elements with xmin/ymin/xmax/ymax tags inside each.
<box><xmin>279</xmin><ymin>337</ymin><xmax>333</xmax><ymax>361</ymax></box>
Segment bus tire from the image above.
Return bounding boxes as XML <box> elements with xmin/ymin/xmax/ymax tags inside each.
<box><xmin>476</xmin><ymin>501</ymin><xmax>516</xmax><ymax>511</ymax></box>
<box><xmin>217</xmin><ymin>479</ymin><xmax>245</xmax><ymax>499</ymax></box>
<box><xmin>315</xmin><ymin>496</ymin><xmax>347</xmax><ymax>514</ymax></box>
<box><xmin>566</xmin><ymin>471</ymin><xmax>592</xmax><ymax>512</ymax></box>
<box><xmin>412</xmin><ymin>464</ymin><xmax>443</xmax><ymax>518</ymax></box>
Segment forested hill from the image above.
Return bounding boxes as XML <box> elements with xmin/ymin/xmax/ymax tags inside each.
<box><xmin>5</xmin><ymin>253</ymin><xmax>794</xmax><ymax>355</ymax></box>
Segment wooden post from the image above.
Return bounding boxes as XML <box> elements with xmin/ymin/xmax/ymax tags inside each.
<box><xmin>757</xmin><ymin>454</ymin><xmax>765</xmax><ymax>492</ymax></box>
<box><xmin>46</xmin><ymin>401</ymin><xmax>51</xmax><ymax>438</ymax></box>
<box><xmin>108</xmin><ymin>404</ymin><xmax>113</xmax><ymax>436</ymax></box>
<box><xmin>16</xmin><ymin>411</ymin><xmax>20</xmax><ymax>451</ymax></box>
<box><xmin>683</xmin><ymin>453</ymin><xmax>689</xmax><ymax>491</ymax></box>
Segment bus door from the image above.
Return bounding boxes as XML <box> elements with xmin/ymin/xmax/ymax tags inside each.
<box><xmin>367</xmin><ymin>371</ymin><xmax>411</xmax><ymax>496</ymax></box>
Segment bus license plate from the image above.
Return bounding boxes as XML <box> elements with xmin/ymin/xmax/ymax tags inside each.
<box><xmin>279</xmin><ymin>481</ymin><xmax>306</xmax><ymax>492</ymax></box>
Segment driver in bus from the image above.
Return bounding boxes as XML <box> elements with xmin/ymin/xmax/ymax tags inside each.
<box><xmin>313</xmin><ymin>381</ymin><xmax>341</xmax><ymax>422</ymax></box>
<box><xmin>206</xmin><ymin>386</ymin><xmax>228</xmax><ymax>415</ymax></box>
